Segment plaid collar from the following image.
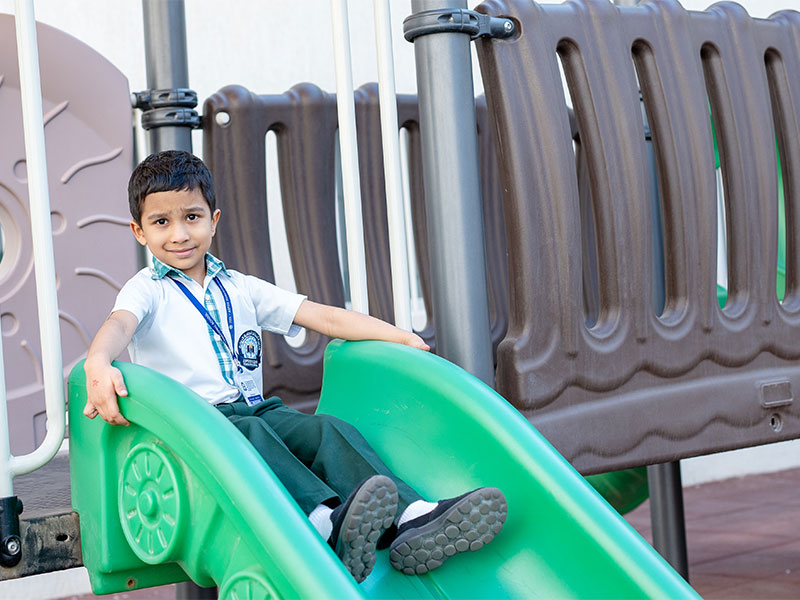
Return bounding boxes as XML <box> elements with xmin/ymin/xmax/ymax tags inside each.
<box><xmin>150</xmin><ymin>253</ymin><xmax>228</xmax><ymax>282</ymax></box>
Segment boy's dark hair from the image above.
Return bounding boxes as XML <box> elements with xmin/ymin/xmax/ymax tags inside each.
<box><xmin>128</xmin><ymin>150</ymin><xmax>216</xmax><ymax>224</ymax></box>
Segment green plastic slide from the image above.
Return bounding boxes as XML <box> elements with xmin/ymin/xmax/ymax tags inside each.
<box><xmin>713</xmin><ymin>122</ymin><xmax>786</xmax><ymax>307</ymax></box>
<box><xmin>585</xmin><ymin>467</ymin><xmax>648</xmax><ymax>515</ymax></box>
<box><xmin>69</xmin><ymin>340</ymin><xmax>698</xmax><ymax>598</ymax></box>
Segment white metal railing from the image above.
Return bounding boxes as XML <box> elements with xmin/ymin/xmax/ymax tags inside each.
<box><xmin>372</xmin><ymin>0</ymin><xmax>412</xmax><ymax>330</ymax></box>
<box><xmin>0</xmin><ymin>0</ymin><xmax>67</xmax><ymax>497</ymax></box>
<box><xmin>330</xmin><ymin>0</ymin><xmax>370</xmax><ymax>315</ymax></box>
<box><xmin>329</xmin><ymin>0</ymin><xmax>413</xmax><ymax>328</ymax></box>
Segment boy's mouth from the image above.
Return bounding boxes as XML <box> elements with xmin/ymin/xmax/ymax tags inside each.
<box><xmin>169</xmin><ymin>247</ymin><xmax>196</xmax><ymax>258</ymax></box>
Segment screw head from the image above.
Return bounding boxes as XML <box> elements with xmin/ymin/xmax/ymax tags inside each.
<box><xmin>5</xmin><ymin>537</ymin><xmax>20</xmax><ymax>555</ymax></box>
<box><xmin>215</xmin><ymin>111</ymin><xmax>231</xmax><ymax>127</ymax></box>
<box><xmin>504</xmin><ymin>20</ymin><xmax>514</xmax><ymax>32</ymax></box>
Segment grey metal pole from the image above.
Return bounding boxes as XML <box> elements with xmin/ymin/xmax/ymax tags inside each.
<box><xmin>647</xmin><ymin>462</ymin><xmax>689</xmax><ymax>580</ymax></box>
<box><xmin>408</xmin><ymin>0</ymin><xmax>494</xmax><ymax>386</ymax></box>
<box><xmin>140</xmin><ymin>9</ymin><xmax>214</xmax><ymax>599</ymax></box>
<box><xmin>142</xmin><ymin>0</ymin><xmax>193</xmax><ymax>153</ymax></box>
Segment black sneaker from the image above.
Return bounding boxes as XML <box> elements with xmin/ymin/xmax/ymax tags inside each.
<box><xmin>329</xmin><ymin>475</ymin><xmax>398</xmax><ymax>583</ymax></box>
<box><xmin>389</xmin><ymin>487</ymin><xmax>507</xmax><ymax>575</ymax></box>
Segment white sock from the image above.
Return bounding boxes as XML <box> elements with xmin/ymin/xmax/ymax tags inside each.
<box><xmin>308</xmin><ymin>503</ymin><xmax>334</xmax><ymax>540</ymax></box>
<box><xmin>398</xmin><ymin>500</ymin><xmax>438</xmax><ymax>526</ymax></box>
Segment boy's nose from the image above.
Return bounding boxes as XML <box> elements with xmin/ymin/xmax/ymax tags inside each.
<box><xmin>170</xmin><ymin>223</ymin><xmax>190</xmax><ymax>243</ymax></box>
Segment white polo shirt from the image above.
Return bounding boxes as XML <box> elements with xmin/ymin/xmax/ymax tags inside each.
<box><xmin>112</xmin><ymin>254</ymin><xmax>306</xmax><ymax>405</ymax></box>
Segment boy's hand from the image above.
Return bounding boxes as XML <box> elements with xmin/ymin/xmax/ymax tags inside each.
<box><xmin>405</xmin><ymin>332</ymin><xmax>430</xmax><ymax>352</ymax></box>
<box><xmin>82</xmin><ymin>310</ymin><xmax>138</xmax><ymax>426</ymax></box>
<box><xmin>83</xmin><ymin>359</ymin><xmax>130</xmax><ymax>426</ymax></box>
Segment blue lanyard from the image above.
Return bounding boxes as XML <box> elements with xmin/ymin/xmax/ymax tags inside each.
<box><xmin>172</xmin><ymin>276</ymin><xmax>237</xmax><ymax>364</ymax></box>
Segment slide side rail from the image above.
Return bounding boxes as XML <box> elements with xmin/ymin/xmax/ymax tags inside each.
<box><xmin>68</xmin><ymin>361</ymin><xmax>361</xmax><ymax>598</ymax></box>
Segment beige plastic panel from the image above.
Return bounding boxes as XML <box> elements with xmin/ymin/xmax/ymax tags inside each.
<box><xmin>0</xmin><ymin>15</ymin><xmax>136</xmax><ymax>453</ymax></box>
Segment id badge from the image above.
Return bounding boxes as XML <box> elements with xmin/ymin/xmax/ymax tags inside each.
<box><xmin>234</xmin><ymin>368</ymin><xmax>263</xmax><ymax>406</ymax></box>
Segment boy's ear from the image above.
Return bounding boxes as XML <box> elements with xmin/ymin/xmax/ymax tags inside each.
<box><xmin>210</xmin><ymin>209</ymin><xmax>221</xmax><ymax>235</ymax></box>
<box><xmin>130</xmin><ymin>220</ymin><xmax>148</xmax><ymax>246</ymax></box>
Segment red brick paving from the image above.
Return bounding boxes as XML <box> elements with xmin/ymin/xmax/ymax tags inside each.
<box><xmin>626</xmin><ymin>467</ymin><xmax>800</xmax><ymax>598</ymax></box>
<box><xmin>63</xmin><ymin>584</ymin><xmax>176</xmax><ymax>600</ymax></box>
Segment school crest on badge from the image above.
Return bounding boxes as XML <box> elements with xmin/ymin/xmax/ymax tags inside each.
<box><xmin>237</xmin><ymin>330</ymin><xmax>262</xmax><ymax>370</ymax></box>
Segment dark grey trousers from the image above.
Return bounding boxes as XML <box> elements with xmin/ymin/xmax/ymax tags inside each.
<box><xmin>216</xmin><ymin>397</ymin><xmax>422</xmax><ymax>514</ymax></box>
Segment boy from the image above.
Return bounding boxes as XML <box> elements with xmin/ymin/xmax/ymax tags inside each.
<box><xmin>83</xmin><ymin>150</ymin><xmax>506</xmax><ymax>583</ymax></box>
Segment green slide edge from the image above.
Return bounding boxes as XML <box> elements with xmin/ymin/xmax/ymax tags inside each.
<box><xmin>68</xmin><ymin>360</ymin><xmax>363</xmax><ymax>598</ymax></box>
<box><xmin>713</xmin><ymin>119</ymin><xmax>786</xmax><ymax>306</ymax></box>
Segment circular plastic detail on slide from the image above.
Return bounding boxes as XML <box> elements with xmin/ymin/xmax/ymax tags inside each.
<box><xmin>118</xmin><ymin>443</ymin><xmax>184</xmax><ymax>564</ymax></box>
<box><xmin>220</xmin><ymin>570</ymin><xmax>276</xmax><ymax>600</ymax></box>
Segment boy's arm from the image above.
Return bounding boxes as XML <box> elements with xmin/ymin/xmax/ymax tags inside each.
<box><xmin>293</xmin><ymin>300</ymin><xmax>430</xmax><ymax>351</ymax></box>
<box><xmin>83</xmin><ymin>310</ymin><xmax>139</xmax><ymax>426</ymax></box>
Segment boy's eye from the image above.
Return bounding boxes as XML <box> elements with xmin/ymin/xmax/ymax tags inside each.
<box><xmin>186</xmin><ymin>214</ymin><xmax>198</xmax><ymax>221</ymax></box>
<box><xmin>155</xmin><ymin>218</ymin><xmax>167</xmax><ymax>225</ymax></box>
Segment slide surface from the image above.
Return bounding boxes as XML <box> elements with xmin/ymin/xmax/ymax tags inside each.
<box><xmin>69</xmin><ymin>341</ymin><xmax>698</xmax><ymax>598</ymax></box>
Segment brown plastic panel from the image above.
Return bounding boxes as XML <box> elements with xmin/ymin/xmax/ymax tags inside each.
<box><xmin>0</xmin><ymin>15</ymin><xmax>136</xmax><ymax>453</ymax></box>
<box><xmin>475</xmin><ymin>0</ymin><xmax>800</xmax><ymax>473</ymax></box>
<box><xmin>203</xmin><ymin>84</ymin><xmax>339</xmax><ymax>412</ymax></box>
<box><xmin>203</xmin><ymin>84</ymin><xmax>507</xmax><ymax>410</ymax></box>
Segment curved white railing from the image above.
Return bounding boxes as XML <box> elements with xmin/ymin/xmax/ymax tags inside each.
<box><xmin>0</xmin><ymin>0</ymin><xmax>67</xmax><ymax>497</ymax></box>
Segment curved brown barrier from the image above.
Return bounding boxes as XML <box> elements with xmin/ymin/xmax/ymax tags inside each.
<box><xmin>476</xmin><ymin>0</ymin><xmax>800</xmax><ymax>473</ymax></box>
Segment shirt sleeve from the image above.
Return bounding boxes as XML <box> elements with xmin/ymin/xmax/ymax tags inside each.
<box><xmin>111</xmin><ymin>269</ymin><xmax>156</xmax><ymax>330</ymax></box>
<box><xmin>243</xmin><ymin>274</ymin><xmax>306</xmax><ymax>337</ymax></box>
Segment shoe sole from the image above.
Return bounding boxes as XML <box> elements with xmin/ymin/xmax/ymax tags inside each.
<box><xmin>336</xmin><ymin>475</ymin><xmax>398</xmax><ymax>583</ymax></box>
<box><xmin>389</xmin><ymin>487</ymin><xmax>507</xmax><ymax>575</ymax></box>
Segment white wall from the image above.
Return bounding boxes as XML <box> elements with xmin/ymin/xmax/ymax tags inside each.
<box><xmin>5</xmin><ymin>1</ymin><xmax>793</xmax><ymax>132</ymax></box>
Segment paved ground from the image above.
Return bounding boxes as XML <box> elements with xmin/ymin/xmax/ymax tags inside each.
<box><xmin>625</xmin><ymin>467</ymin><xmax>800</xmax><ymax>599</ymax></box>
<box><xmin>14</xmin><ymin>453</ymin><xmax>71</xmax><ymax>519</ymax></box>
<box><xmin>58</xmin><ymin>467</ymin><xmax>800</xmax><ymax>599</ymax></box>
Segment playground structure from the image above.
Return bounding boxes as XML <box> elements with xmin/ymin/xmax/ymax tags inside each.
<box><xmin>0</xmin><ymin>0</ymin><xmax>798</xmax><ymax>597</ymax></box>
<box><xmin>202</xmin><ymin>84</ymin><xmax>509</xmax><ymax>409</ymax></box>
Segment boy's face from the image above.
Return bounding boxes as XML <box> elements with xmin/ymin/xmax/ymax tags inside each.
<box><xmin>130</xmin><ymin>188</ymin><xmax>220</xmax><ymax>284</ymax></box>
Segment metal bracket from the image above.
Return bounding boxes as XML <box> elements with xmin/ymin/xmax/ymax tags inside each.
<box><xmin>403</xmin><ymin>9</ymin><xmax>515</xmax><ymax>43</ymax></box>
<box><xmin>131</xmin><ymin>87</ymin><xmax>197</xmax><ymax>111</ymax></box>
<box><xmin>140</xmin><ymin>107</ymin><xmax>201</xmax><ymax>130</ymax></box>
<box><xmin>131</xmin><ymin>87</ymin><xmax>201</xmax><ymax>130</ymax></box>
<box><xmin>0</xmin><ymin>496</ymin><xmax>23</xmax><ymax>568</ymax></box>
